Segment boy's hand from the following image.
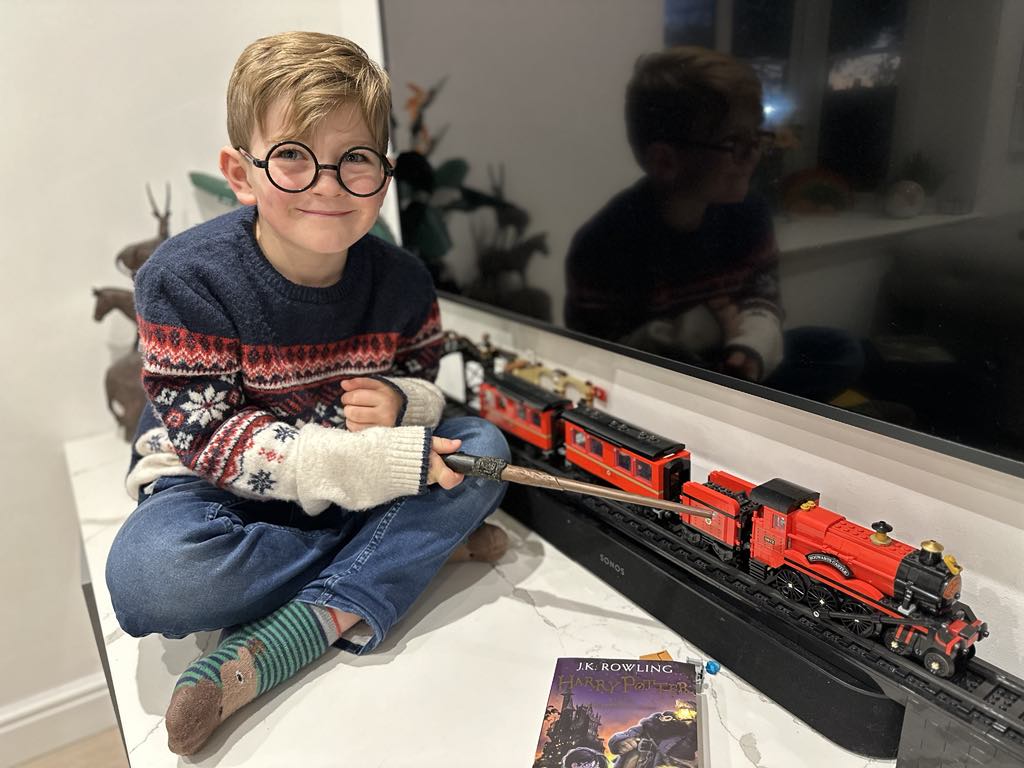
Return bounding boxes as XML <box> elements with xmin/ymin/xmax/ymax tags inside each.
<box><xmin>723</xmin><ymin>349</ymin><xmax>762</xmax><ymax>382</ymax></box>
<box><xmin>428</xmin><ymin>437</ymin><xmax>464</xmax><ymax>489</ymax></box>
<box><xmin>340</xmin><ymin>377</ymin><xmax>402</xmax><ymax>431</ymax></box>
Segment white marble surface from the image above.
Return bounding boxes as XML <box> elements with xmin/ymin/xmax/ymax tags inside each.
<box><xmin>67</xmin><ymin>431</ymin><xmax>897</xmax><ymax>767</ymax></box>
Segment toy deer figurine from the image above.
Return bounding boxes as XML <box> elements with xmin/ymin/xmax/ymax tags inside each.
<box><xmin>116</xmin><ymin>183</ymin><xmax>170</xmax><ymax>277</ymax></box>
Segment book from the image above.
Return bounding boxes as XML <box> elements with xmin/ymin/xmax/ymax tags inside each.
<box><xmin>531</xmin><ymin>656</ymin><xmax>707</xmax><ymax>768</ymax></box>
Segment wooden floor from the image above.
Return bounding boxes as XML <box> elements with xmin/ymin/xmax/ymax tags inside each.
<box><xmin>16</xmin><ymin>728</ymin><xmax>128</xmax><ymax>768</ymax></box>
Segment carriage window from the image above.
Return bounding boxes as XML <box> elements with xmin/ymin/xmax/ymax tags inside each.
<box><xmin>616</xmin><ymin>452</ymin><xmax>632</xmax><ymax>472</ymax></box>
<box><xmin>483</xmin><ymin>390</ymin><xmax>495</xmax><ymax>407</ymax></box>
<box><xmin>635</xmin><ymin>460</ymin><xmax>652</xmax><ymax>481</ymax></box>
<box><xmin>573</xmin><ymin>429</ymin><xmax>585</xmax><ymax>446</ymax></box>
<box><xmin>531</xmin><ymin>411</ymin><xmax>541</xmax><ymax>426</ymax></box>
<box><xmin>589</xmin><ymin>436</ymin><xmax>603</xmax><ymax>456</ymax></box>
<box><xmin>774</xmin><ymin>513</ymin><xmax>786</xmax><ymax>529</ymax></box>
<box><xmin>517</xmin><ymin>404</ymin><xmax>526</xmax><ymax>420</ymax></box>
<box><xmin>497</xmin><ymin>395</ymin><xmax>506</xmax><ymax>409</ymax></box>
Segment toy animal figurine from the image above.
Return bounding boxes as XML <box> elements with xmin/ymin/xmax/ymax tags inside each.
<box><xmin>116</xmin><ymin>183</ymin><xmax>170</xmax><ymax>277</ymax></box>
<box><xmin>478</xmin><ymin>232</ymin><xmax>548</xmax><ymax>288</ymax></box>
<box><xmin>105</xmin><ymin>349</ymin><xmax>146</xmax><ymax>441</ymax></box>
<box><xmin>92</xmin><ymin>287</ymin><xmax>135</xmax><ymax>323</ymax></box>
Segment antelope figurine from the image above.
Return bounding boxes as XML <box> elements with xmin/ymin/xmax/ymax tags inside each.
<box><xmin>116</xmin><ymin>183</ymin><xmax>170</xmax><ymax>277</ymax></box>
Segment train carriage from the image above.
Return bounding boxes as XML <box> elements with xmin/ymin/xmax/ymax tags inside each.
<box><xmin>561</xmin><ymin>405</ymin><xmax>691</xmax><ymax>501</ymax></box>
<box><xmin>479</xmin><ymin>372</ymin><xmax>570</xmax><ymax>451</ymax></box>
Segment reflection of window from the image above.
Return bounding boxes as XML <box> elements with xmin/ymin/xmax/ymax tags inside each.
<box><xmin>664</xmin><ymin>0</ymin><xmax>715</xmax><ymax>48</ymax></box>
<box><xmin>573</xmin><ymin>429</ymin><xmax>585</xmax><ymax>446</ymax></box>
<box><xmin>819</xmin><ymin>0</ymin><xmax>908</xmax><ymax>189</ymax></box>
<box><xmin>636</xmin><ymin>460</ymin><xmax>652</xmax><ymax>481</ymax></box>
<box><xmin>668</xmin><ymin>0</ymin><xmax>910</xmax><ymax>193</ymax></box>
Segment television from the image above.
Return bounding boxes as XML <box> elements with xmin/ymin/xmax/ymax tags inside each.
<box><xmin>380</xmin><ymin>0</ymin><xmax>1024</xmax><ymax>477</ymax></box>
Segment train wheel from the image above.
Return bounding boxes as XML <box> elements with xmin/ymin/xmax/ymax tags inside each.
<box><xmin>883</xmin><ymin>629</ymin><xmax>910</xmax><ymax>656</ymax></box>
<box><xmin>805</xmin><ymin>584</ymin><xmax>837</xmax><ymax>618</ymax></box>
<box><xmin>923</xmin><ymin>650</ymin><xmax>953</xmax><ymax>678</ymax></box>
<box><xmin>774</xmin><ymin>567</ymin><xmax>807</xmax><ymax>602</ymax></box>
<box><xmin>838</xmin><ymin>601</ymin><xmax>880</xmax><ymax>638</ymax></box>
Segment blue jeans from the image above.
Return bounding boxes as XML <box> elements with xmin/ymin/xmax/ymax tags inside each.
<box><xmin>105</xmin><ymin>417</ymin><xmax>509</xmax><ymax>655</ymax></box>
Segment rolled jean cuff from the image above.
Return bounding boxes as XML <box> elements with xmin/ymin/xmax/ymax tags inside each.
<box><xmin>296</xmin><ymin>594</ymin><xmax>387</xmax><ymax>656</ymax></box>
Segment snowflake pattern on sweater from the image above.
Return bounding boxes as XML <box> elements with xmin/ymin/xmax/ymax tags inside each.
<box><xmin>127</xmin><ymin>205</ymin><xmax>445</xmax><ymax>513</ymax></box>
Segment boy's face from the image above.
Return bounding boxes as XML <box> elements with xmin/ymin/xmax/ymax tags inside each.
<box><xmin>222</xmin><ymin>99</ymin><xmax>389</xmax><ymax>267</ymax></box>
<box><xmin>649</xmin><ymin>105</ymin><xmax>763</xmax><ymax>204</ymax></box>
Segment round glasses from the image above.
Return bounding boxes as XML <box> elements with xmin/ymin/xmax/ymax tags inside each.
<box><xmin>238</xmin><ymin>141</ymin><xmax>393</xmax><ymax>197</ymax></box>
<box><xmin>684</xmin><ymin>130</ymin><xmax>776</xmax><ymax>162</ymax></box>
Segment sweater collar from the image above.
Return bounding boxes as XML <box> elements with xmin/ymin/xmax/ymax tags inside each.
<box><xmin>235</xmin><ymin>205</ymin><xmax>367</xmax><ymax>304</ymax></box>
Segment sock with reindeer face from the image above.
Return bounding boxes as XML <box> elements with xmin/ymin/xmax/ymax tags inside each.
<box><xmin>165</xmin><ymin>601</ymin><xmax>343</xmax><ymax>755</ymax></box>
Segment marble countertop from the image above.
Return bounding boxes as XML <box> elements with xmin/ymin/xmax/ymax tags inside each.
<box><xmin>67</xmin><ymin>431</ymin><xmax>897</xmax><ymax>767</ymax></box>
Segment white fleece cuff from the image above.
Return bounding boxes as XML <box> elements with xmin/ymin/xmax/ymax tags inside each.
<box><xmin>727</xmin><ymin>309</ymin><xmax>784</xmax><ymax>379</ymax></box>
<box><xmin>293</xmin><ymin>423</ymin><xmax>429</xmax><ymax>514</ymax></box>
<box><xmin>384</xmin><ymin>376</ymin><xmax>445</xmax><ymax>427</ymax></box>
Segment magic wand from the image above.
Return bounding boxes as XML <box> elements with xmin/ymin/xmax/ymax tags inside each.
<box><xmin>442</xmin><ymin>453</ymin><xmax>714</xmax><ymax>519</ymax></box>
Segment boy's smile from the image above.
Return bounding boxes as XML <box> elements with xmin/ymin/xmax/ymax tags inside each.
<box><xmin>222</xmin><ymin>99</ymin><xmax>390</xmax><ymax>288</ymax></box>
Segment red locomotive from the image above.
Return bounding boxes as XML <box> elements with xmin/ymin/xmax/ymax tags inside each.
<box><xmin>474</xmin><ymin>363</ymin><xmax>988</xmax><ymax>678</ymax></box>
<box><xmin>681</xmin><ymin>472</ymin><xmax>987</xmax><ymax>677</ymax></box>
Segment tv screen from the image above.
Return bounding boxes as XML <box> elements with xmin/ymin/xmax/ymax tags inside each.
<box><xmin>381</xmin><ymin>0</ymin><xmax>1024</xmax><ymax>474</ymax></box>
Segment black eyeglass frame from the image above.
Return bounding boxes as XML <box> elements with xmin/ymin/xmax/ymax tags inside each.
<box><xmin>238</xmin><ymin>140</ymin><xmax>394</xmax><ymax>197</ymax></box>
<box><xmin>682</xmin><ymin>130</ymin><xmax>776</xmax><ymax>162</ymax></box>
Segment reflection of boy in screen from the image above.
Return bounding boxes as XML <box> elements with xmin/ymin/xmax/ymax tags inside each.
<box><xmin>565</xmin><ymin>46</ymin><xmax>781</xmax><ymax>382</ymax></box>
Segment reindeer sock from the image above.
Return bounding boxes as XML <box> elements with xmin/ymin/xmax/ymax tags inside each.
<box><xmin>165</xmin><ymin>601</ymin><xmax>343</xmax><ymax>755</ymax></box>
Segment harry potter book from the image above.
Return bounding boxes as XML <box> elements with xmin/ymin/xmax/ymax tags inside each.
<box><xmin>531</xmin><ymin>656</ymin><xmax>707</xmax><ymax>768</ymax></box>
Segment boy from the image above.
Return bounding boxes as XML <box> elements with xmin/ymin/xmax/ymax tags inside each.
<box><xmin>564</xmin><ymin>47</ymin><xmax>783</xmax><ymax>382</ymax></box>
<box><xmin>105</xmin><ymin>31</ymin><xmax>510</xmax><ymax>756</ymax></box>
<box><xmin>564</xmin><ymin>47</ymin><xmax>862</xmax><ymax>401</ymax></box>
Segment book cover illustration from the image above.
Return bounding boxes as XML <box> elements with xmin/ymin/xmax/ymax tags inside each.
<box><xmin>532</xmin><ymin>657</ymin><xmax>704</xmax><ymax>768</ymax></box>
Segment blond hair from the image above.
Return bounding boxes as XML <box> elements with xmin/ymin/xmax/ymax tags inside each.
<box><xmin>226</xmin><ymin>31</ymin><xmax>391</xmax><ymax>152</ymax></box>
<box><xmin>625</xmin><ymin>46</ymin><xmax>763</xmax><ymax>164</ymax></box>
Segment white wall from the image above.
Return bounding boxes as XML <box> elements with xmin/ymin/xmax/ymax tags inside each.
<box><xmin>438</xmin><ymin>298</ymin><xmax>1024</xmax><ymax>672</ymax></box>
<box><xmin>0</xmin><ymin>1</ymin><xmax>388</xmax><ymax>761</ymax></box>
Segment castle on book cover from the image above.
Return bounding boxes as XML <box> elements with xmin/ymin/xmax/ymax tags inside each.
<box><xmin>532</xmin><ymin>658</ymin><xmax>701</xmax><ymax>768</ymax></box>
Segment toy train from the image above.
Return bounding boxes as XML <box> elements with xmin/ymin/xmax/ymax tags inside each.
<box><xmin>473</xmin><ymin>364</ymin><xmax>988</xmax><ymax>678</ymax></box>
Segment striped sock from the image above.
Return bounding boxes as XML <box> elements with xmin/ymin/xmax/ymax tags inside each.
<box><xmin>165</xmin><ymin>601</ymin><xmax>342</xmax><ymax>755</ymax></box>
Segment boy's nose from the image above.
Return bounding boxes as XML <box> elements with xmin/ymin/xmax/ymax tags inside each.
<box><xmin>312</xmin><ymin>165</ymin><xmax>347</xmax><ymax>194</ymax></box>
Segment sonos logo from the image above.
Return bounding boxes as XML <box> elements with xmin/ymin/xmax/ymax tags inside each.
<box><xmin>599</xmin><ymin>553</ymin><xmax>625</xmax><ymax>576</ymax></box>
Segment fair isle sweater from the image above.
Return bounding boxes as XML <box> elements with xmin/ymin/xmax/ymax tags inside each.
<box><xmin>126</xmin><ymin>204</ymin><xmax>446</xmax><ymax>514</ymax></box>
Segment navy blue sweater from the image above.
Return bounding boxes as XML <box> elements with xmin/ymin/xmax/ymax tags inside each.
<box><xmin>127</xmin><ymin>205</ymin><xmax>446</xmax><ymax>512</ymax></box>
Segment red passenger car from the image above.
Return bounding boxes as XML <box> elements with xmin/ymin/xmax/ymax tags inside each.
<box><xmin>561</xmin><ymin>405</ymin><xmax>691</xmax><ymax>503</ymax></box>
<box><xmin>479</xmin><ymin>372</ymin><xmax>570</xmax><ymax>452</ymax></box>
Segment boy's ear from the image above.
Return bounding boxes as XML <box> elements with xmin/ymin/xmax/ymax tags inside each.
<box><xmin>219</xmin><ymin>146</ymin><xmax>257</xmax><ymax>206</ymax></box>
<box><xmin>644</xmin><ymin>141</ymin><xmax>682</xmax><ymax>184</ymax></box>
